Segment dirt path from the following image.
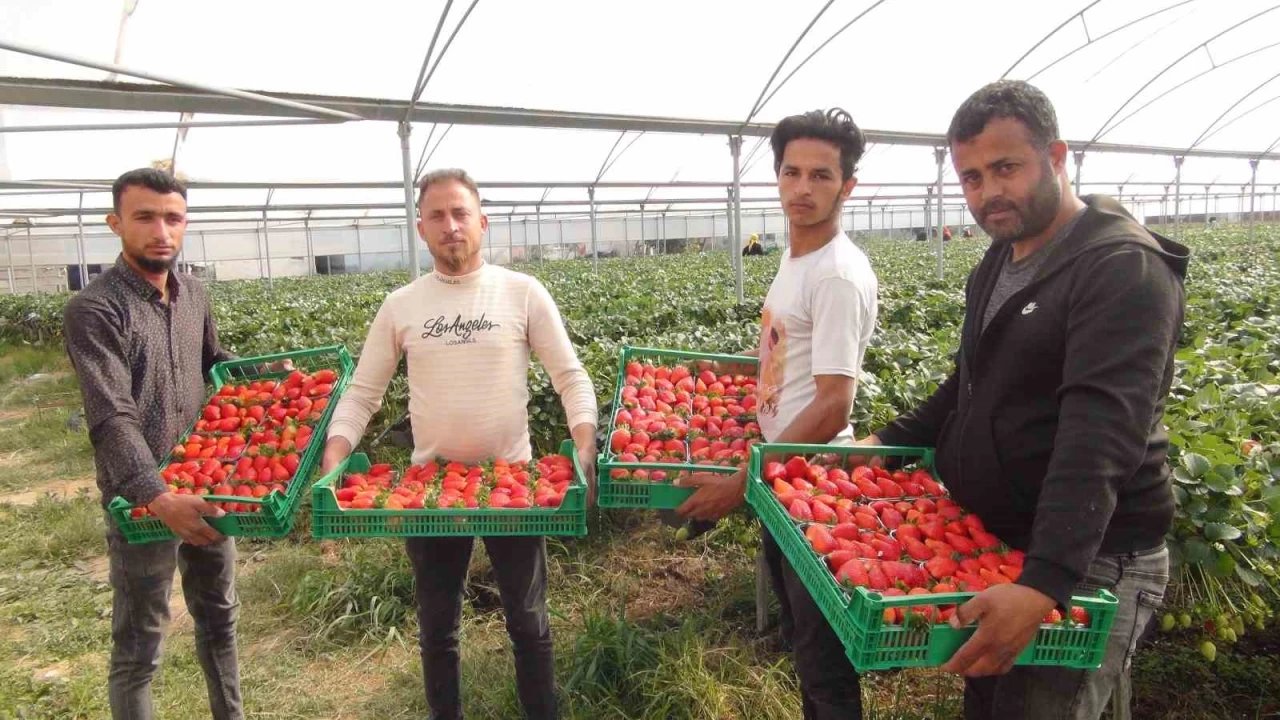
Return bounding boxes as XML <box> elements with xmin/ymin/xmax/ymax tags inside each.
<box><xmin>0</xmin><ymin>475</ymin><xmax>97</xmax><ymax>506</ymax></box>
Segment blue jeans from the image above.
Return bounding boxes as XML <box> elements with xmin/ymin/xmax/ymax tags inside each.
<box><xmin>105</xmin><ymin>514</ymin><xmax>242</xmax><ymax>720</ymax></box>
<box><xmin>964</xmin><ymin>544</ymin><xmax>1169</xmax><ymax>720</ymax></box>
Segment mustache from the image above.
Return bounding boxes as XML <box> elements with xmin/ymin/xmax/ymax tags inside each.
<box><xmin>980</xmin><ymin>200</ymin><xmax>1019</xmax><ymax>217</ymax></box>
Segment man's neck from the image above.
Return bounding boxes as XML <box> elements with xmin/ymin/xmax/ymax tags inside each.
<box><xmin>434</xmin><ymin>258</ymin><xmax>484</xmax><ymax>279</ymax></box>
<box><xmin>1010</xmin><ymin>195</ymin><xmax>1087</xmax><ymax>263</ymax></box>
<box><xmin>788</xmin><ymin>217</ymin><xmax>841</xmax><ymax>258</ymax></box>
<box><xmin>123</xmin><ymin>255</ymin><xmax>170</xmax><ymax>300</ymax></box>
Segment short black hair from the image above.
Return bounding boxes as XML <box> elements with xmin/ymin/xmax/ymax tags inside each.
<box><xmin>948</xmin><ymin>80</ymin><xmax>1059</xmax><ymax>149</ymax></box>
<box><xmin>771</xmin><ymin>108</ymin><xmax>867</xmax><ymax>182</ymax></box>
<box><xmin>112</xmin><ymin>168</ymin><xmax>187</xmax><ymax>213</ymax></box>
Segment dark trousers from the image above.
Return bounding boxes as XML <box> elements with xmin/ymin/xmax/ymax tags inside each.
<box><xmin>964</xmin><ymin>545</ymin><xmax>1169</xmax><ymax>720</ymax></box>
<box><xmin>762</xmin><ymin>529</ymin><xmax>863</xmax><ymax>720</ymax></box>
<box><xmin>105</xmin><ymin>513</ymin><xmax>242</xmax><ymax>720</ymax></box>
<box><xmin>405</xmin><ymin>536</ymin><xmax>557</xmax><ymax>720</ymax></box>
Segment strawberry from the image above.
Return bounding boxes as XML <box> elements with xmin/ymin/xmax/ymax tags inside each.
<box><xmin>880</xmin><ymin>507</ymin><xmax>905</xmax><ymax>530</ymax></box>
<box><xmin>979</xmin><ymin>568</ymin><xmax>1013</xmax><ymax>585</ymax></box>
<box><xmin>826</xmin><ymin>550</ymin><xmax>857</xmax><ymax>573</ymax></box>
<box><xmin>1070</xmin><ymin>607</ymin><xmax>1090</xmax><ymax>626</ymax></box>
<box><xmin>946</xmin><ymin>532</ymin><xmax>977</xmax><ymax>556</ymax></box>
<box><xmin>1044</xmin><ymin>609</ymin><xmax>1064</xmax><ymax>624</ymax></box>
<box><xmin>925</xmin><ymin>555</ymin><xmax>959</xmax><ymax>580</ymax></box>
<box><xmin>970</xmin><ymin>530</ymin><xmax>1002</xmax><ymax>550</ymax></box>
<box><xmin>1002</xmin><ymin>549</ymin><xmax>1026</xmax><ymax>567</ymax></box>
<box><xmin>788</xmin><ymin>498</ymin><xmax>814</xmax><ymax>522</ymax></box>
<box><xmin>977</xmin><ymin>552</ymin><xmax>1005</xmax><ymax>573</ymax></box>
<box><xmin>836</xmin><ymin>559</ymin><xmax>871</xmax><ymax>588</ymax></box>
<box><xmin>784</xmin><ymin>456</ymin><xmax>810</xmax><ymax>480</ymax></box>
<box><xmin>962</xmin><ymin>513</ymin><xmax>986</xmax><ymax>534</ymax></box>
<box><xmin>866</xmin><ymin>563</ymin><xmax>891</xmax><ymax>591</ymax></box>
<box><xmin>882</xmin><ymin>561</ymin><xmax>928</xmax><ymax>589</ymax></box>
<box><xmin>896</xmin><ymin>524</ymin><xmax>924</xmax><ymax>543</ymax></box>
<box><xmin>902</xmin><ymin>536</ymin><xmax>935</xmax><ymax>562</ymax></box>
<box><xmin>832</xmin><ymin>523</ymin><xmax>861</xmax><ymax>541</ymax></box>
<box><xmin>805</xmin><ymin>524</ymin><xmax>837</xmax><ymax>555</ymax></box>
<box><xmin>811</xmin><ymin>500</ymin><xmax>837</xmax><ymax>525</ymax></box>
<box><xmin>999</xmin><ymin>564</ymin><xmax>1023</xmax><ymax>581</ymax></box>
<box><xmin>954</xmin><ymin>570</ymin><xmax>989</xmax><ymax>592</ymax></box>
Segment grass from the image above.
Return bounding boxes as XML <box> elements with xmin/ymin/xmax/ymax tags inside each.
<box><xmin>0</xmin><ymin>344</ymin><xmax>94</xmax><ymax>495</ymax></box>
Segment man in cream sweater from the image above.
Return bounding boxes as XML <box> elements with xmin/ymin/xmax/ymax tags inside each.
<box><xmin>321</xmin><ymin>168</ymin><xmax>597</xmax><ymax>720</ymax></box>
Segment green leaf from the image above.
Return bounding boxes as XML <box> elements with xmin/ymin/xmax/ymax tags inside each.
<box><xmin>1204</xmin><ymin>522</ymin><xmax>1243</xmax><ymax>542</ymax></box>
<box><xmin>1173</xmin><ymin>467</ymin><xmax>1201</xmax><ymax>486</ymax></box>
<box><xmin>1235</xmin><ymin>564</ymin><xmax>1264</xmax><ymax>587</ymax></box>
<box><xmin>1185</xmin><ymin>538</ymin><xmax>1215</xmax><ymax>564</ymax></box>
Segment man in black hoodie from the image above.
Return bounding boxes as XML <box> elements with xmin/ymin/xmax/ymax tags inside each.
<box><xmin>858</xmin><ymin>81</ymin><xmax>1189</xmax><ymax>719</ymax></box>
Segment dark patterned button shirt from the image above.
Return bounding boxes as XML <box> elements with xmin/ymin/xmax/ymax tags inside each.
<box><xmin>63</xmin><ymin>255</ymin><xmax>234</xmax><ymax>507</ymax></box>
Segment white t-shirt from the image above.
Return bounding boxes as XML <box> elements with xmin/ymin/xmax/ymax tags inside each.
<box><xmin>756</xmin><ymin>233</ymin><xmax>878</xmax><ymax>444</ymax></box>
<box><xmin>327</xmin><ymin>263</ymin><xmax>597</xmax><ymax>465</ymax></box>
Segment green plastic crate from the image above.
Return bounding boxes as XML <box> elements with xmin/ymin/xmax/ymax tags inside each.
<box><xmin>310</xmin><ymin>439</ymin><xmax>588</xmax><ymax>538</ymax></box>
<box><xmin>107</xmin><ymin>345</ymin><xmax>355</xmax><ymax>544</ymax></box>
<box><xmin>598</xmin><ymin>345</ymin><xmax>758</xmax><ymax>510</ymax></box>
<box><xmin>746</xmin><ymin>442</ymin><xmax>1119</xmax><ymax>672</ymax></box>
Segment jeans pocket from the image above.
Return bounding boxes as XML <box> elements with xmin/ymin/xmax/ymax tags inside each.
<box><xmin>1124</xmin><ymin>589</ymin><xmax>1165</xmax><ymax>671</ymax></box>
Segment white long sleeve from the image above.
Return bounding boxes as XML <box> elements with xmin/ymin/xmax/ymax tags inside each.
<box><xmin>327</xmin><ymin>263</ymin><xmax>597</xmax><ymax>465</ymax></box>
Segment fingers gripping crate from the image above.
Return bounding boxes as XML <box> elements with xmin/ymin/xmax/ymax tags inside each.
<box><xmin>745</xmin><ymin>442</ymin><xmax>1118</xmax><ymax>672</ymax></box>
<box><xmin>310</xmin><ymin>440</ymin><xmax>588</xmax><ymax>538</ymax></box>
<box><xmin>107</xmin><ymin>345</ymin><xmax>355</xmax><ymax>544</ymax></box>
<box><xmin>598</xmin><ymin>345</ymin><xmax>759</xmax><ymax>510</ymax></box>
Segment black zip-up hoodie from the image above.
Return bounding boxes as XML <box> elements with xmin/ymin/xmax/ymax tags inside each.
<box><xmin>876</xmin><ymin>195</ymin><xmax>1190</xmax><ymax>609</ymax></box>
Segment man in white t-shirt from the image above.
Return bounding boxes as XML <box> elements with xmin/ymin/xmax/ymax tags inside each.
<box><xmin>320</xmin><ymin>169</ymin><xmax>598</xmax><ymax>720</ymax></box>
<box><xmin>676</xmin><ymin>109</ymin><xmax>878</xmax><ymax>720</ymax></box>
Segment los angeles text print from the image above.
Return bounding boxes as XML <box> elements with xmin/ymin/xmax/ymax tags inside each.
<box><xmin>422</xmin><ymin>313</ymin><xmax>502</xmax><ymax>346</ymax></box>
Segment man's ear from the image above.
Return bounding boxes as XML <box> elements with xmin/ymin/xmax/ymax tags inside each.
<box><xmin>1048</xmin><ymin>140</ymin><xmax>1069</xmax><ymax>174</ymax></box>
<box><xmin>840</xmin><ymin>176</ymin><xmax>858</xmax><ymax>204</ymax></box>
<box><xmin>105</xmin><ymin>212</ymin><xmax>122</xmax><ymax>236</ymax></box>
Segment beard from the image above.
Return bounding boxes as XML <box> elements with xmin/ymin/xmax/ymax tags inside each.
<box><xmin>126</xmin><ymin>248</ymin><xmax>176</xmax><ymax>274</ymax></box>
<box><xmin>431</xmin><ymin>237</ymin><xmax>479</xmax><ymax>274</ymax></box>
<box><xmin>976</xmin><ymin>157</ymin><xmax>1061</xmax><ymax>244</ymax></box>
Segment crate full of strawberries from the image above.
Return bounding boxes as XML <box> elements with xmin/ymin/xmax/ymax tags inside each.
<box><xmin>107</xmin><ymin>345</ymin><xmax>354</xmax><ymax>544</ymax></box>
<box><xmin>310</xmin><ymin>440</ymin><xmax>587</xmax><ymax>538</ymax></box>
<box><xmin>745</xmin><ymin>442</ymin><xmax>1119</xmax><ymax>672</ymax></box>
<box><xmin>598</xmin><ymin>346</ymin><xmax>762</xmax><ymax>510</ymax></box>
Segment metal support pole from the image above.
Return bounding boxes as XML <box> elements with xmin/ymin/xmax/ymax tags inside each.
<box><xmin>730</xmin><ymin>135</ymin><xmax>744</xmax><ymax>303</ymax></box>
<box><xmin>536</xmin><ymin>206</ymin><xmax>543</xmax><ymax>262</ymax></box>
<box><xmin>1073</xmin><ymin>151</ymin><xmax>1084</xmax><ymax>196</ymax></box>
<box><xmin>661</xmin><ymin>212</ymin><xmax>667</xmax><ymax>254</ymax></box>
<box><xmin>5</xmin><ymin>235</ymin><xmax>13</xmax><ymax>294</ymax></box>
<box><xmin>261</xmin><ymin>210</ymin><xmax>274</xmax><ymax>288</ymax></box>
<box><xmin>304</xmin><ymin>218</ymin><xmax>314</xmax><ymax>276</ymax></box>
<box><xmin>522</xmin><ymin>217</ymin><xmax>529</xmax><ymax>263</ymax></box>
<box><xmin>622</xmin><ymin>209</ymin><xmax>629</xmax><ymax>256</ymax></box>
<box><xmin>726</xmin><ymin>189</ymin><xmax>736</xmax><ymax>262</ymax></box>
<box><xmin>639</xmin><ymin>204</ymin><xmax>646</xmax><ymax>255</ymax></box>
<box><xmin>507</xmin><ymin>214</ymin><xmax>513</xmax><ymax>264</ymax></box>
<box><xmin>355</xmin><ymin>222</ymin><xmax>364</xmax><ymax>271</ymax></box>
<box><xmin>398</xmin><ymin>121</ymin><xmax>420</xmax><ymax>280</ymax></box>
<box><xmin>588</xmin><ymin>186</ymin><xmax>598</xmax><ymax>270</ymax></box>
<box><xmin>924</xmin><ymin>187</ymin><xmax>932</xmax><ymax>245</ymax></box>
<box><xmin>1173</xmin><ymin>156</ymin><xmax>1183</xmax><ymax>241</ymax></box>
<box><xmin>76</xmin><ymin>192</ymin><xmax>87</xmax><ymax>290</ymax></box>
<box><xmin>935</xmin><ymin>147</ymin><xmax>946</xmax><ymax>281</ymax></box>
<box><xmin>1248</xmin><ymin>159</ymin><xmax>1259</xmax><ymax>242</ymax></box>
<box><xmin>26</xmin><ymin>227</ymin><xmax>36</xmax><ymax>294</ymax></box>
<box><xmin>1204</xmin><ymin>186</ymin><xmax>1211</xmax><ymax>226</ymax></box>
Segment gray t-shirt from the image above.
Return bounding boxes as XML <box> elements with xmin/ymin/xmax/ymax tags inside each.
<box><xmin>981</xmin><ymin>208</ymin><xmax>1086</xmax><ymax>332</ymax></box>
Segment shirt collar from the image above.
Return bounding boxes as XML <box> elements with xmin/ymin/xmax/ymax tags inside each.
<box><xmin>113</xmin><ymin>254</ymin><xmax>182</xmax><ymax>301</ymax></box>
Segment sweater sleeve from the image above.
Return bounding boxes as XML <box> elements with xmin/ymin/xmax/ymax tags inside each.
<box><xmin>526</xmin><ymin>279</ymin><xmax>598</xmax><ymax>430</ymax></box>
<box><xmin>327</xmin><ymin>297</ymin><xmax>402</xmax><ymax>449</ymax></box>
<box><xmin>1017</xmin><ymin>246</ymin><xmax>1183</xmax><ymax>609</ymax></box>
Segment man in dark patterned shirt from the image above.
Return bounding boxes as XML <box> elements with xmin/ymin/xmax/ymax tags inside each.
<box><xmin>63</xmin><ymin>169</ymin><xmax>243</xmax><ymax>720</ymax></box>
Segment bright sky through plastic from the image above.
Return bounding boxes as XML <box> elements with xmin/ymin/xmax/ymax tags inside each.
<box><xmin>1</xmin><ymin>0</ymin><xmax>1279</xmax><ymax>214</ymax></box>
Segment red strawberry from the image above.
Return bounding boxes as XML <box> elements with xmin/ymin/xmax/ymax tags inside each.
<box><xmin>763</xmin><ymin>461</ymin><xmax>788</xmax><ymax>482</ymax></box>
<box><xmin>1044</xmin><ymin>609</ymin><xmax>1064</xmax><ymax>624</ymax></box>
<box><xmin>920</xmin><ymin>520</ymin><xmax>947</xmax><ymax>541</ymax></box>
<box><xmin>1003</xmin><ymin>549</ymin><xmax>1026</xmax><ymax>566</ymax></box>
<box><xmin>832</xmin><ymin>523</ymin><xmax>861</xmax><ymax>541</ymax></box>
<box><xmin>866</xmin><ymin>563</ymin><xmax>890</xmax><ymax>591</ymax></box>
<box><xmin>785</xmin><ymin>456</ymin><xmax>810</xmax><ymax>480</ymax></box>
<box><xmin>833</xmin><ymin>478</ymin><xmax>861</xmax><ymax>500</ymax></box>
<box><xmin>896</xmin><ymin>524</ymin><xmax>924</xmax><ymax>543</ymax></box>
<box><xmin>946</xmin><ymin>532</ymin><xmax>977</xmax><ymax>556</ymax></box>
<box><xmin>811</xmin><ymin>500</ymin><xmax>837</xmax><ymax>525</ymax></box>
<box><xmin>805</xmin><ymin>524</ymin><xmax>838</xmax><ymax>555</ymax></box>
<box><xmin>925</xmin><ymin>555</ymin><xmax>959</xmax><ymax>580</ymax></box>
<box><xmin>836</xmin><ymin>559</ymin><xmax>871</xmax><ymax>588</ymax></box>
<box><xmin>826</xmin><ymin>550</ymin><xmax>857</xmax><ymax>573</ymax></box>
<box><xmin>871</xmin><ymin>537</ymin><xmax>903</xmax><ymax>561</ymax></box>
<box><xmin>877</xmin><ymin>479</ymin><xmax>905</xmax><ymax>498</ymax></box>
<box><xmin>980</xmin><ymin>568</ymin><xmax>1013</xmax><ymax>585</ymax></box>
<box><xmin>902</xmin><ymin>536</ymin><xmax>935</xmax><ymax>562</ymax></box>
<box><xmin>788</xmin><ymin>499</ymin><xmax>813</xmax><ymax>522</ymax></box>
<box><xmin>971</xmin><ymin>530</ymin><xmax>1002</xmax><ymax>550</ymax></box>
<box><xmin>999</xmin><ymin>564</ymin><xmax>1023</xmax><ymax>581</ymax></box>
<box><xmin>883</xmin><ymin>561</ymin><xmax>928</xmax><ymax>589</ymax></box>
<box><xmin>1070</xmin><ymin>607</ymin><xmax>1090</xmax><ymax>626</ymax></box>
<box><xmin>954</xmin><ymin>570</ymin><xmax>988</xmax><ymax>592</ymax></box>
<box><xmin>834</xmin><ymin>505</ymin><xmax>855</xmax><ymax>525</ymax></box>
<box><xmin>880</xmin><ymin>507</ymin><xmax>905</xmax><ymax>530</ymax></box>
<box><xmin>855</xmin><ymin>479</ymin><xmax>883</xmax><ymax>498</ymax></box>
<box><xmin>962</xmin><ymin>513</ymin><xmax>986</xmax><ymax>534</ymax></box>
<box><xmin>978</xmin><ymin>552</ymin><xmax>1005</xmax><ymax>573</ymax></box>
